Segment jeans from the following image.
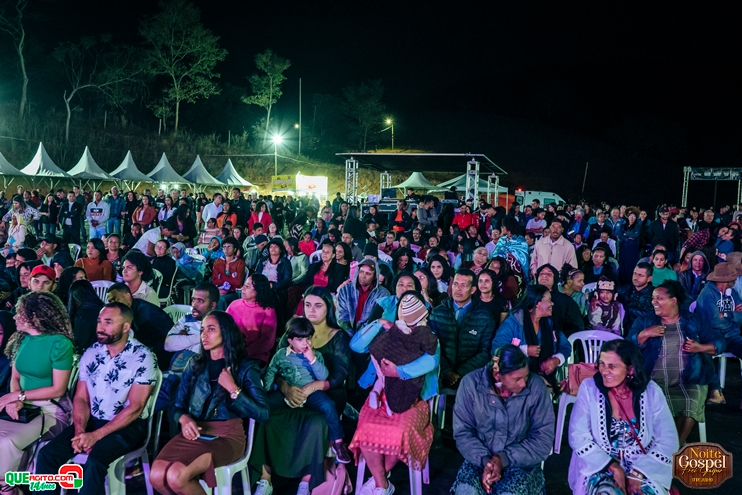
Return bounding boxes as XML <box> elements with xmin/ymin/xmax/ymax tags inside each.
<box><xmin>89</xmin><ymin>224</ymin><xmax>107</xmax><ymax>240</ymax></box>
<box><xmin>107</xmin><ymin>218</ymin><xmax>121</xmax><ymax>235</ymax></box>
<box><xmin>266</xmin><ymin>389</ymin><xmax>344</xmax><ymax>441</ymax></box>
<box><xmin>35</xmin><ymin>418</ymin><xmax>147</xmax><ymax>495</ymax></box>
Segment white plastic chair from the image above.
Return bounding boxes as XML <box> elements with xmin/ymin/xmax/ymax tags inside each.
<box><xmin>356</xmin><ymin>398</ymin><xmax>434</xmax><ymax>495</ymax></box>
<box><xmin>158</xmin><ymin>266</ymin><xmax>179</xmax><ymax>307</ymax></box>
<box><xmin>69</xmin><ymin>243</ymin><xmax>81</xmax><ymax>262</ymax></box>
<box><xmin>61</xmin><ymin>369</ymin><xmax>163</xmax><ymax>495</ymax></box>
<box><xmin>198</xmin><ymin>418</ymin><xmax>256</xmax><ymax>495</ymax></box>
<box><xmin>309</xmin><ymin>249</ymin><xmax>322</xmax><ymax>264</ymax></box>
<box><xmin>554</xmin><ymin>330</ymin><xmax>622</xmax><ymax>454</ymax></box>
<box><xmin>412</xmin><ymin>257</ymin><xmax>424</xmax><ymax>266</ymax></box>
<box><xmin>194</xmin><ymin>243</ymin><xmax>210</xmax><ymax>256</ymax></box>
<box><xmin>378</xmin><ymin>250</ymin><xmax>392</xmax><ymax>263</ymax></box>
<box><xmin>163</xmin><ymin>304</ymin><xmax>192</xmax><ymax>324</ymax></box>
<box><xmin>582</xmin><ymin>282</ymin><xmax>597</xmax><ymax>295</ymax></box>
<box><xmin>149</xmin><ymin>268</ymin><xmax>164</xmax><ymax>295</ymax></box>
<box><xmin>91</xmin><ymin>280</ymin><xmax>115</xmax><ymax>302</ymax></box>
<box><xmin>714</xmin><ymin>352</ymin><xmax>742</xmax><ymax>389</ymax></box>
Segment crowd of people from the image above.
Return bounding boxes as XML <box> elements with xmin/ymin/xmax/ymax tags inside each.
<box><xmin>0</xmin><ymin>182</ymin><xmax>740</xmax><ymax>495</ymax></box>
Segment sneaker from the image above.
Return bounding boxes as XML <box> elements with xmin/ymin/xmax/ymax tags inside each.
<box><xmin>254</xmin><ymin>479</ymin><xmax>273</xmax><ymax>495</ymax></box>
<box><xmin>372</xmin><ymin>481</ymin><xmax>395</xmax><ymax>495</ymax></box>
<box><xmin>296</xmin><ymin>481</ymin><xmax>310</xmax><ymax>495</ymax></box>
<box><xmin>358</xmin><ymin>477</ymin><xmax>376</xmax><ymax>495</ymax></box>
<box><xmin>706</xmin><ymin>390</ymin><xmax>726</xmax><ymax>405</ymax></box>
<box><xmin>369</xmin><ymin>391</ymin><xmax>379</xmax><ymax>409</ymax></box>
<box><xmin>332</xmin><ymin>441</ymin><xmax>353</xmax><ymax>464</ymax></box>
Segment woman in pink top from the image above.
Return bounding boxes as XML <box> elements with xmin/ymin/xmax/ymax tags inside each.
<box><xmin>226</xmin><ymin>273</ymin><xmax>277</xmax><ymax>364</ymax></box>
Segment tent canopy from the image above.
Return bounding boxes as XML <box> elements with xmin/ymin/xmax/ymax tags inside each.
<box><xmin>110</xmin><ymin>151</ymin><xmax>151</xmax><ymax>181</ymax></box>
<box><xmin>215</xmin><ymin>159</ymin><xmax>254</xmax><ymax>187</ymax></box>
<box><xmin>393</xmin><ymin>172</ymin><xmax>438</xmax><ymax>190</ymax></box>
<box><xmin>0</xmin><ymin>152</ymin><xmax>24</xmax><ymax>177</ymax></box>
<box><xmin>148</xmin><ymin>152</ymin><xmax>187</xmax><ymax>183</ymax></box>
<box><xmin>431</xmin><ymin>174</ymin><xmax>508</xmax><ymax>194</ymax></box>
<box><xmin>335</xmin><ymin>152</ymin><xmax>507</xmax><ymax>174</ymax></box>
<box><xmin>20</xmin><ymin>143</ymin><xmax>70</xmax><ymax>178</ymax></box>
<box><xmin>183</xmin><ymin>155</ymin><xmax>224</xmax><ymax>185</ymax></box>
<box><xmin>67</xmin><ymin>146</ymin><xmax>112</xmax><ymax>180</ymax></box>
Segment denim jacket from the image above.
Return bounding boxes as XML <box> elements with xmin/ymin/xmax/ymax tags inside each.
<box><xmin>107</xmin><ymin>195</ymin><xmax>126</xmax><ymax>219</ymax></box>
<box><xmin>173</xmin><ymin>356</ymin><xmax>269</xmax><ymax>424</ymax></box>
<box><xmin>628</xmin><ymin>312</ymin><xmax>725</xmax><ymax>385</ymax></box>
<box><xmin>351</xmin><ymin>294</ymin><xmax>439</xmax><ymax>400</ymax></box>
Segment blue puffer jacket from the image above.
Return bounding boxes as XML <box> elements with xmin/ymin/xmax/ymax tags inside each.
<box><xmin>174</xmin><ymin>357</ymin><xmax>269</xmax><ymax>424</ymax></box>
<box><xmin>627</xmin><ymin>312</ymin><xmax>725</xmax><ymax>385</ymax></box>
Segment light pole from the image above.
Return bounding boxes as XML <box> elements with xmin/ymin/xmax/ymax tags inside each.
<box><xmin>272</xmin><ymin>135</ymin><xmax>283</xmax><ymax>175</ymax></box>
<box><xmin>385</xmin><ymin>118</ymin><xmax>394</xmax><ymax>150</ymax></box>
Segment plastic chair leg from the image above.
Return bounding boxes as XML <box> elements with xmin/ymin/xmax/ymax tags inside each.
<box><xmin>719</xmin><ymin>356</ymin><xmax>728</xmax><ymax>389</ymax></box>
<box><xmin>699</xmin><ymin>422</ymin><xmax>707</xmax><ymax>442</ymax></box>
<box><xmin>107</xmin><ymin>458</ymin><xmax>126</xmax><ymax>495</ymax></box>
<box><xmin>409</xmin><ymin>467</ymin><xmax>423</xmax><ymax>495</ymax></box>
<box><xmin>153</xmin><ymin>410</ymin><xmax>164</xmax><ymax>458</ymax></box>
<box><xmin>356</xmin><ymin>455</ymin><xmax>367</xmax><ymax>494</ymax></box>
<box><xmin>554</xmin><ymin>396</ymin><xmax>571</xmax><ymax>454</ymax></box>
<box><xmin>241</xmin><ymin>466</ymin><xmax>251</xmax><ymax>495</ymax></box>
<box><xmin>142</xmin><ymin>450</ymin><xmax>153</xmax><ymax>495</ymax></box>
<box><xmin>437</xmin><ymin>395</ymin><xmax>446</xmax><ymax>430</ymax></box>
<box><xmin>423</xmin><ymin>457</ymin><xmax>430</xmax><ymax>484</ymax></box>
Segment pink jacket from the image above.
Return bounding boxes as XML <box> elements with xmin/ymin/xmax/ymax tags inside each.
<box><xmin>226</xmin><ymin>299</ymin><xmax>277</xmax><ymax>364</ymax></box>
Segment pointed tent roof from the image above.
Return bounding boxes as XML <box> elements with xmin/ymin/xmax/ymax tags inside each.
<box><xmin>215</xmin><ymin>159</ymin><xmax>254</xmax><ymax>187</ymax></box>
<box><xmin>148</xmin><ymin>152</ymin><xmax>187</xmax><ymax>183</ymax></box>
<box><xmin>0</xmin><ymin>152</ymin><xmax>25</xmax><ymax>176</ymax></box>
<box><xmin>431</xmin><ymin>173</ymin><xmax>508</xmax><ymax>194</ymax></box>
<box><xmin>393</xmin><ymin>172</ymin><xmax>438</xmax><ymax>190</ymax></box>
<box><xmin>183</xmin><ymin>155</ymin><xmax>224</xmax><ymax>185</ymax></box>
<box><xmin>109</xmin><ymin>151</ymin><xmax>152</xmax><ymax>181</ymax></box>
<box><xmin>67</xmin><ymin>146</ymin><xmax>112</xmax><ymax>180</ymax></box>
<box><xmin>20</xmin><ymin>143</ymin><xmax>70</xmax><ymax>178</ymax></box>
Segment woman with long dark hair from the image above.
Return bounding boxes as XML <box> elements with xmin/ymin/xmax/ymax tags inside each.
<box><xmin>122</xmin><ymin>191</ymin><xmax>138</xmax><ymax>234</ymax></box>
<box><xmin>0</xmin><ymin>292</ymin><xmax>74</xmax><ymax>489</ymax></box>
<box><xmin>450</xmin><ymin>345</ymin><xmax>553</xmax><ymax>495</ymax></box>
<box><xmin>74</xmin><ymin>238</ymin><xmax>115</xmax><ymax>281</ymax></box>
<box><xmin>249</xmin><ymin>202</ymin><xmax>272</xmax><ymax>234</ymax></box>
<box><xmin>475</xmin><ymin>269</ymin><xmax>507</xmax><ymax>324</ymax></box>
<box><xmin>1</xmin><ymin>195</ymin><xmax>40</xmax><ymax>228</ymax></box>
<box><xmin>252</xmin><ymin>286</ymin><xmax>351</xmax><ymax>495</ymax></box>
<box><xmin>54</xmin><ymin>266</ymin><xmax>87</xmax><ymax>309</ymax></box>
<box><xmin>391</xmin><ymin>247</ymin><xmax>416</xmax><ymax>275</ymax></box>
<box><xmin>343</xmin><ymin>205</ymin><xmax>367</xmax><ymax>249</ymax></box>
<box><xmin>67</xmin><ymin>279</ymin><xmax>105</xmax><ymax>353</ymax></box>
<box><xmin>226</xmin><ymin>274</ymin><xmax>277</xmax><ymax>364</ymax></box>
<box><xmin>487</xmin><ymin>255</ymin><xmax>519</xmax><ymax>305</ymax></box>
<box><xmin>158</xmin><ymin>196</ymin><xmax>177</xmax><ymax>223</ymax></box>
<box><xmin>132</xmin><ymin>194</ymin><xmax>157</xmax><ymax>230</ymax></box>
<box><xmin>429</xmin><ymin>254</ymin><xmax>453</xmax><ymax>294</ymax></box>
<box><xmin>414</xmin><ymin>267</ymin><xmax>444</xmax><ymax>307</ymax></box>
<box><xmin>151</xmin><ymin>311</ymin><xmax>269</xmax><ymax>495</ymax></box>
<box><xmin>492</xmin><ymin>284</ymin><xmax>571</xmax><ymax>389</ymax></box>
<box><xmin>568</xmin><ymin>340</ymin><xmax>678</xmax><ymax>495</ymax></box>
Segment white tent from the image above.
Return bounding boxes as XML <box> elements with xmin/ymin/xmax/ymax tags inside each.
<box><xmin>21</xmin><ymin>142</ymin><xmax>70</xmax><ymax>178</ymax></box>
<box><xmin>183</xmin><ymin>155</ymin><xmax>224</xmax><ymax>186</ymax></box>
<box><xmin>215</xmin><ymin>159</ymin><xmax>254</xmax><ymax>187</ymax></box>
<box><xmin>67</xmin><ymin>146</ymin><xmax>112</xmax><ymax>183</ymax></box>
<box><xmin>393</xmin><ymin>172</ymin><xmax>438</xmax><ymax>190</ymax></box>
<box><xmin>0</xmin><ymin>152</ymin><xmax>25</xmax><ymax>188</ymax></box>
<box><xmin>148</xmin><ymin>152</ymin><xmax>187</xmax><ymax>183</ymax></box>
<box><xmin>110</xmin><ymin>151</ymin><xmax>151</xmax><ymax>182</ymax></box>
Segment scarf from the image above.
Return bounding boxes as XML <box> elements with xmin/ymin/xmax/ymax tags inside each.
<box><xmin>597</xmin><ymin>299</ymin><xmax>621</xmax><ymax>329</ymax></box>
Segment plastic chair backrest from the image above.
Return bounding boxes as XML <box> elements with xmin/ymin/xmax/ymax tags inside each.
<box><xmin>164</xmin><ymin>304</ymin><xmax>192</xmax><ymax>324</ymax></box>
<box><xmin>567</xmin><ymin>330</ymin><xmax>623</xmax><ymax>365</ymax></box>
<box><xmin>310</xmin><ymin>250</ymin><xmax>322</xmax><ymax>264</ymax></box>
<box><xmin>582</xmin><ymin>282</ymin><xmax>597</xmax><ymax>294</ymax></box>
<box><xmin>159</xmin><ymin>265</ymin><xmax>178</xmax><ymax>306</ymax></box>
<box><xmin>90</xmin><ymin>280</ymin><xmax>114</xmax><ymax>302</ymax></box>
<box><xmin>194</xmin><ymin>243</ymin><xmax>209</xmax><ymax>256</ymax></box>
<box><xmin>69</xmin><ymin>244</ymin><xmax>81</xmax><ymax>262</ymax></box>
<box><xmin>150</xmin><ymin>268</ymin><xmax>164</xmax><ymax>293</ymax></box>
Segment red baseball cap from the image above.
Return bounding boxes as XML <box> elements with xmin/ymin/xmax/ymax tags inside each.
<box><xmin>31</xmin><ymin>264</ymin><xmax>56</xmax><ymax>280</ymax></box>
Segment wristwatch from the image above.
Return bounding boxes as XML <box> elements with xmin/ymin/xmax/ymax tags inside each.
<box><xmin>230</xmin><ymin>388</ymin><xmax>242</xmax><ymax>400</ymax></box>
<box><xmin>18</xmin><ymin>390</ymin><xmax>25</xmax><ymax>402</ymax></box>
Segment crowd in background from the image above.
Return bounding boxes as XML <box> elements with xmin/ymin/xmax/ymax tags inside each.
<box><xmin>0</xmin><ymin>181</ymin><xmax>740</xmax><ymax>495</ymax></box>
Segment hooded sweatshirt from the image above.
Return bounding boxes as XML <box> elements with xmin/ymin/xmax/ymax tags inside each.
<box><xmin>335</xmin><ymin>258</ymin><xmax>390</xmax><ymax>335</ymax></box>
<box><xmin>677</xmin><ymin>250</ymin><xmax>710</xmax><ymax>301</ymax></box>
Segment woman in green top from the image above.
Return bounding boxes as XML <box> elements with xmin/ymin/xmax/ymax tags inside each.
<box><xmin>0</xmin><ymin>292</ymin><xmax>74</xmax><ymax>492</ymax></box>
<box><xmin>650</xmin><ymin>250</ymin><xmax>677</xmax><ymax>287</ymax></box>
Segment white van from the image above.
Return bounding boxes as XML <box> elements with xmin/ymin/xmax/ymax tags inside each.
<box><xmin>514</xmin><ymin>190</ymin><xmax>566</xmax><ymax>207</ymax></box>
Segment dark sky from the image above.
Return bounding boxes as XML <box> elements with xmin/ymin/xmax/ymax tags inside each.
<box><xmin>9</xmin><ymin>1</ymin><xmax>742</xmax><ymax>205</ymax></box>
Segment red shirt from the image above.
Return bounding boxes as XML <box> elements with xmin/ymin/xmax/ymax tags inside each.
<box><xmin>313</xmin><ymin>268</ymin><xmax>329</xmax><ymax>287</ymax></box>
<box><xmin>354</xmin><ymin>283</ymin><xmax>372</xmax><ymax>325</ymax></box>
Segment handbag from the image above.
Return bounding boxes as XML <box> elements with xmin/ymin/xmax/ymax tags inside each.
<box><xmin>0</xmin><ymin>404</ymin><xmax>42</xmax><ymax>423</ymax></box>
<box><xmin>567</xmin><ymin>362</ymin><xmax>597</xmax><ymax>395</ymax></box>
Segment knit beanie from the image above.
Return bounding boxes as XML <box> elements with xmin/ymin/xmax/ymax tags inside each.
<box><xmin>399</xmin><ymin>293</ymin><xmax>428</xmax><ymax>327</ymax></box>
<box><xmin>363</xmin><ymin>242</ymin><xmax>378</xmax><ymax>257</ymax></box>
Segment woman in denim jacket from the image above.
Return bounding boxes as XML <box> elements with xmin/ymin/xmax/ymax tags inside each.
<box><xmin>150</xmin><ymin>311</ymin><xmax>268</xmax><ymax>494</ymax></box>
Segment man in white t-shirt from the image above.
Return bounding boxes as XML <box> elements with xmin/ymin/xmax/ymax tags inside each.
<box><xmin>133</xmin><ymin>222</ymin><xmax>174</xmax><ymax>257</ymax></box>
<box><xmin>201</xmin><ymin>193</ymin><xmax>223</xmax><ymax>224</ymax></box>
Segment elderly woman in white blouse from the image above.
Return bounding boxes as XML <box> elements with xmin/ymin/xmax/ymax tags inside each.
<box><xmin>568</xmin><ymin>339</ymin><xmax>678</xmax><ymax>495</ymax></box>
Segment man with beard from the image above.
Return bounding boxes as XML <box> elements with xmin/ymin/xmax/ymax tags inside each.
<box><xmin>36</xmin><ymin>303</ymin><xmax>158</xmax><ymax>495</ymax></box>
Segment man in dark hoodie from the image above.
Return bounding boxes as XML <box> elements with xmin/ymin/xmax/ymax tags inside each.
<box><xmin>678</xmin><ymin>251</ymin><xmax>710</xmax><ymax>301</ymax></box>
<box><xmin>618</xmin><ymin>262</ymin><xmax>655</xmax><ymax>334</ymax></box>
<box><xmin>535</xmin><ymin>264</ymin><xmax>584</xmax><ymax>336</ymax></box>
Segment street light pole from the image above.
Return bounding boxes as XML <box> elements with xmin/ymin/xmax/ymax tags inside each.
<box><xmin>272</xmin><ymin>135</ymin><xmax>283</xmax><ymax>175</ymax></box>
<box><xmin>385</xmin><ymin>118</ymin><xmax>394</xmax><ymax>150</ymax></box>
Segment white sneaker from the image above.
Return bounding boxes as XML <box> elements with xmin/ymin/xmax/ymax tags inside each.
<box><xmin>255</xmin><ymin>479</ymin><xmax>273</xmax><ymax>495</ymax></box>
<box><xmin>372</xmin><ymin>481</ymin><xmax>395</xmax><ymax>495</ymax></box>
<box><xmin>297</xmin><ymin>481</ymin><xmax>310</xmax><ymax>495</ymax></box>
<box><xmin>358</xmin><ymin>476</ymin><xmax>376</xmax><ymax>495</ymax></box>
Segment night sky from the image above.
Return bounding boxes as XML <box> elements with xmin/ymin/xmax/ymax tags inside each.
<box><xmin>5</xmin><ymin>1</ymin><xmax>741</xmax><ymax>207</ymax></box>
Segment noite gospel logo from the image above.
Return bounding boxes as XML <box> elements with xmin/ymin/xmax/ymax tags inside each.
<box><xmin>5</xmin><ymin>464</ymin><xmax>83</xmax><ymax>491</ymax></box>
<box><xmin>673</xmin><ymin>442</ymin><xmax>733</xmax><ymax>489</ymax></box>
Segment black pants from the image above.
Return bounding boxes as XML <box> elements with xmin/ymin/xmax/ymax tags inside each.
<box><xmin>62</xmin><ymin>224</ymin><xmax>80</xmax><ymax>245</ymax></box>
<box><xmin>35</xmin><ymin>418</ymin><xmax>147</xmax><ymax>495</ymax></box>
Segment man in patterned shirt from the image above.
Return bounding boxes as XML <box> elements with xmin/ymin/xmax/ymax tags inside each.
<box><xmin>36</xmin><ymin>302</ymin><xmax>158</xmax><ymax>495</ymax></box>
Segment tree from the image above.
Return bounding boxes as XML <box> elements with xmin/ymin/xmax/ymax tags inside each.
<box><xmin>0</xmin><ymin>0</ymin><xmax>30</xmax><ymax>119</ymax></box>
<box><xmin>139</xmin><ymin>0</ymin><xmax>226</xmax><ymax>133</ymax></box>
<box><xmin>53</xmin><ymin>35</ymin><xmax>143</xmax><ymax>144</ymax></box>
<box><xmin>342</xmin><ymin>80</ymin><xmax>385</xmax><ymax>150</ymax></box>
<box><xmin>242</xmin><ymin>49</ymin><xmax>291</xmax><ymax>143</ymax></box>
